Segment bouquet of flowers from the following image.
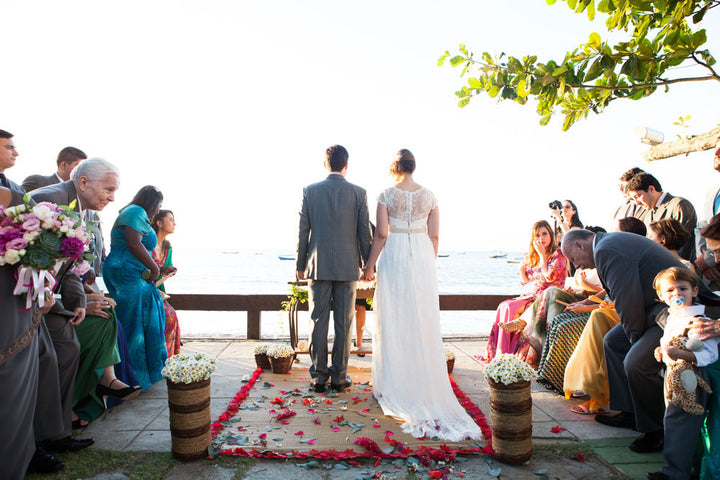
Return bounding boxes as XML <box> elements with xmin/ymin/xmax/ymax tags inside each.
<box><xmin>266</xmin><ymin>344</ymin><xmax>295</xmax><ymax>358</ymax></box>
<box><xmin>0</xmin><ymin>195</ymin><xmax>95</xmax><ymax>309</ymax></box>
<box><xmin>162</xmin><ymin>352</ymin><xmax>217</xmax><ymax>384</ymax></box>
<box><xmin>484</xmin><ymin>353</ymin><xmax>537</xmax><ymax>385</ymax></box>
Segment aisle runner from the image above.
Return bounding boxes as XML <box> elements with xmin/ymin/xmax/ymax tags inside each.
<box><xmin>210</xmin><ymin>365</ymin><xmax>493</xmax><ymax>460</ymax></box>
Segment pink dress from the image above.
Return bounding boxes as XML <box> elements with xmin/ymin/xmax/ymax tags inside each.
<box><xmin>484</xmin><ymin>249</ymin><xmax>567</xmax><ymax>361</ymax></box>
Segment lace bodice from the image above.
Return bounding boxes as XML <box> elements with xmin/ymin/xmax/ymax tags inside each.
<box><xmin>378</xmin><ymin>186</ymin><xmax>437</xmax><ymax>227</ymax></box>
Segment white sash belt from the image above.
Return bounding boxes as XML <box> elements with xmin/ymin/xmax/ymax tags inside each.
<box><xmin>391</xmin><ymin>226</ymin><xmax>427</xmax><ymax>234</ymax></box>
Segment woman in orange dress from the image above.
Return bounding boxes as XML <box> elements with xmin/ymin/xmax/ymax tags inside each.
<box><xmin>152</xmin><ymin>210</ymin><xmax>181</xmax><ymax>356</ymax></box>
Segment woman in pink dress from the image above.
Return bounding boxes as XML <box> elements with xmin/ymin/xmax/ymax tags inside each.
<box><xmin>484</xmin><ymin>220</ymin><xmax>567</xmax><ymax>361</ymax></box>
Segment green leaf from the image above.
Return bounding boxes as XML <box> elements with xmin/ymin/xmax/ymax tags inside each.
<box><xmin>449</xmin><ymin>55</ymin><xmax>465</xmax><ymax>67</ymax></box>
<box><xmin>552</xmin><ymin>65</ymin><xmax>569</xmax><ymax>76</ymax></box>
<box><xmin>692</xmin><ymin>29</ymin><xmax>707</xmax><ymax>49</ymax></box>
<box><xmin>468</xmin><ymin>77</ymin><xmax>482</xmax><ymax>89</ymax></box>
<box><xmin>517</xmin><ymin>78</ymin><xmax>528</xmax><ymax>97</ymax></box>
<box><xmin>539</xmin><ymin>114</ymin><xmax>552</xmax><ymax>126</ymax></box>
<box><xmin>588</xmin><ymin>32</ymin><xmax>601</xmax><ymax>49</ymax></box>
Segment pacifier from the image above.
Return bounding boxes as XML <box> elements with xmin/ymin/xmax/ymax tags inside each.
<box><xmin>672</xmin><ymin>296</ymin><xmax>685</xmax><ymax>307</ymax></box>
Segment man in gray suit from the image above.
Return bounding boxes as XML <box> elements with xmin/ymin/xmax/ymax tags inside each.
<box><xmin>0</xmin><ymin>129</ymin><xmax>48</xmax><ymax>476</ymax></box>
<box><xmin>296</xmin><ymin>145</ymin><xmax>372</xmax><ymax>393</ymax></box>
<box><xmin>29</xmin><ymin>158</ymin><xmax>119</xmax><ymax>457</ymax></box>
<box><xmin>694</xmin><ymin>144</ymin><xmax>720</xmax><ymax>289</ymax></box>
<box><xmin>626</xmin><ymin>172</ymin><xmax>697</xmax><ymax>261</ymax></box>
<box><xmin>562</xmin><ymin>229</ymin><xmax>720</xmax><ymax>456</ymax></box>
<box><xmin>22</xmin><ymin>146</ymin><xmax>86</xmax><ymax>192</ymax></box>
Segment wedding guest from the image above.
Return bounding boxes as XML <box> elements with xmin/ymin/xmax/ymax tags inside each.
<box><xmin>295</xmin><ymin>145</ymin><xmax>372</xmax><ymax>393</ymax></box>
<box><xmin>484</xmin><ymin>220</ymin><xmax>567</xmax><ymax>361</ymax></box>
<box><xmin>617</xmin><ymin>216</ymin><xmax>647</xmax><ymax>236</ymax></box>
<box><xmin>561</xmin><ymin>229</ymin><xmax>720</xmax><ymax>453</ymax></box>
<box><xmin>104</xmin><ymin>185</ymin><xmax>170</xmax><ymax>390</ymax></box>
<box><xmin>647</xmin><ymin>267</ymin><xmax>718</xmax><ymax>480</ymax></box>
<box><xmin>627</xmin><ymin>172</ymin><xmax>697</xmax><ymax>261</ymax></box>
<box><xmin>613</xmin><ymin>167</ymin><xmax>647</xmax><ymax>222</ymax></box>
<box><xmin>22</xmin><ymin>146</ymin><xmax>86</xmax><ymax>192</ymax></box>
<box><xmin>648</xmin><ymin>218</ymin><xmax>695</xmax><ymax>272</ymax></box>
<box><xmin>694</xmin><ymin>144</ymin><xmax>720</xmax><ymax>290</ymax></box>
<box><xmin>152</xmin><ymin>209</ymin><xmax>181</xmax><ymax>356</ymax></box>
<box><xmin>31</xmin><ymin>158</ymin><xmax>129</xmax><ymax>431</ymax></box>
<box><xmin>0</xmin><ymin>130</ymin><xmax>53</xmax><ymax>476</ymax></box>
<box><xmin>549</xmin><ymin>199</ymin><xmax>583</xmax><ymax>245</ymax></box>
<box><xmin>360</xmin><ymin>148</ymin><xmax>482</xmax><ymax>441</ymax></box>
<box><xmin>693</xmin><ymin>216</ymin><xmax>720</xmax><ymax>479</ymax></box>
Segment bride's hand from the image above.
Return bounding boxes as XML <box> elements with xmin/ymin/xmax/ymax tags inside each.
<box><xmin>361</xmin><ymin>268</ymin><xmax>375</xmax><ymax>282</ymax></box>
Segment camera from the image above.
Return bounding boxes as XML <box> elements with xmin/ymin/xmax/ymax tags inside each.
<box><xmin>548</xmin><ymin>200</ymin><xmax>562</xmax><ymax>210</ymax></box>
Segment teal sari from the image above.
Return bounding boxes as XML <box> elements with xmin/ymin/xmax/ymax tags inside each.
<box><xmin>701</xmin><ymin>359</ymin><xmax>720</xmax><ymax>479</ymax></box>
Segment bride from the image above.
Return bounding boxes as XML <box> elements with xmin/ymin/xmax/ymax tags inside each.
<box><xmin>361</xmin><ymin>149</ymin><xmax>483</xmax><ymax>441</ymax></box>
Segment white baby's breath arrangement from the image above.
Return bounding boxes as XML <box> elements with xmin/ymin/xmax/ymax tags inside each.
<box><xmin>444</xmin><ymin>347</ymin><xmax>455</xmax><ymax>360</ymax></box>
<box><xmin>484</xmin><ymin>353</ymin><xmax>536</xmax><ymax>385</ymax></box>
<box><xmin>253</xmin><ymin>344</ymin><xmax>271</xmax><ymax>355</ymax></box>
<box><xmin>161</xmin><ymin>352</ymin><xmax>217</xmax><ymax>384</ymax></box>
<box><xmin>266</xmin><ymin>344</ymin><xmax>294</xmax><ymax>359</ymax></box>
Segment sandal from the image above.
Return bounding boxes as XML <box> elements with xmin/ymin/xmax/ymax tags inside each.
<box><xmin>499</xmin><ymin>318</ymin><xmax>527</xmax><ymax>333</ymax></box>
<box><xmin>571</xmin><ymin>403</ymin><xmax>609</xmax><ymax>415</ymax></box>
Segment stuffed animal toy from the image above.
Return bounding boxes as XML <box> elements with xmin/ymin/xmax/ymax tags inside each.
<box><xmin>654</xmin><ymin>334</ymin><xmax>713</xmax><ymax>415</ymax></box>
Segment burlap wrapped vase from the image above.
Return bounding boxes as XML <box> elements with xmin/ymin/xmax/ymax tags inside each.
<box><xmin>488</xmin><ymin>378</ymin><xmax>532</xmax><ymax>464</ymax></box>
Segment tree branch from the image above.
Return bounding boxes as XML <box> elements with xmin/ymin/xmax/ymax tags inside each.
<box><xmin>644</xmin><ymin>127</ymin><xmax>720</xmax><ymax>161</ymax></box>
<box><xmin>691</xmin><ymin>52</ymin><xmax>720</xmax><ymax>80</ymax></box>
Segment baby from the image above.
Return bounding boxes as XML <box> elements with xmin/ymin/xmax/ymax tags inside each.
<box><xmin>648</xmin><ymin>266</ymin><xmax>719</xmax><ymax>480</ymax></box>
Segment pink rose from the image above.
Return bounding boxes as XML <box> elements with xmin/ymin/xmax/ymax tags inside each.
<box><xmin>22</xmin><ymin>216</ymin><xmax>41</xmax><ymax>232</ymax></box>
<box><xmin>71</xmin><ymin>260</ymin><xmax>91</xmax><ymax>276</ymax></box>
<box><xmin>6</xmin><ymin>237</ymin><xmax>27</xmax><ymax>250</ymax></box>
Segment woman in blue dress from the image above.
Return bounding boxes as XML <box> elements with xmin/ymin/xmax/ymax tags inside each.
<box><xmin>103</xmin><ymin>186</ymin><xmax>169</xmax><ymax>390</ymax></box>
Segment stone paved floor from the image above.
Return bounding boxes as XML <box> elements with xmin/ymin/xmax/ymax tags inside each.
<box><xmin>78</xmin><ymin>339</ymin><xmax>663</xmax><ymax>479</ymax></box>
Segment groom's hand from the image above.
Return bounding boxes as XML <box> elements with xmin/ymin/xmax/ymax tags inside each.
<box><xmin>296</xmin><ymin>271</ymin><xmax>306</xmax><ymax>281</ymax></box>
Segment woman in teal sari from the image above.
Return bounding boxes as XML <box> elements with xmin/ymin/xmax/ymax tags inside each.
<box><xmin>103</xmin><ymin>186</ymin><xmax>170</xmax><ymax>390</ymax></box>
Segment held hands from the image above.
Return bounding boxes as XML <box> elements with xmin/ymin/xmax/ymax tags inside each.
<box><xmin>696</xmin><ymin>256</ymin><xmax>720</xmax><ymax>281</ymax></box>
<box><xmin>361</xmin><ymin>267</ymin><xmax>375</xmax><ymax>282</ymax></box>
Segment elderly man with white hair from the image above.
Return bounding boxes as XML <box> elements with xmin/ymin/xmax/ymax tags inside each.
<box><xmin>27</xmin><ymin>158</ymin><xmax>120</xmax><ymax>468</ymax></box>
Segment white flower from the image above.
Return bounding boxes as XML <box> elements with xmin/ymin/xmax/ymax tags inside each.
<box><xmin>253</xmin><ymin>343</ymin><xmax>272</xmax><ymax>355</ymax></box>
<box><xmin>4</xmin><ymin>249</ymin><xmax>21</xmax><ymax>265</ymax></box>
<box><xmin>266</xmin><ymin>344</ymin><xmax>294</xmax><ymax>358</ymax></box>
<box><xmin>161</xmin><ymin>352</ymin><xmax>217</xmax><ymax>383</ymax></box>
<box><xmin>31</xmin><ymin>204</ymin><xmax>55</xmax><ymax>222</ymax></box>
<box><xmin>444</xmin><ymin>347</ymin><xmax>455</xmax><ymax>360</ymax></box>
<box><xmin>483</xmin><ymin>353</ymin><xmax>536</xmax><ymax>385</ymax></box>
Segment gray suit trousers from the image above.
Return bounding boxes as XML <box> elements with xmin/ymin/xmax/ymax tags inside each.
<box><xmin>34</xmin><ymin>316</ymin><xmax>78</xmax><ymax>441</ymax></box>
<box><xmin>308</xmin><ymin>280</ymin><xmax>356</xmax><ymax>384</ymax></box>
<box><xmin>604</xmin><ymin>323</ymin><xmax>665</xmax><ymax>432</ymax></box>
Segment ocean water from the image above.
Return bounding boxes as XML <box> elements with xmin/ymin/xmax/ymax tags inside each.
<box><xmin>168</xmin><ymin>249</ymin><xmax>525</xmax><ymax>339</ymax></box>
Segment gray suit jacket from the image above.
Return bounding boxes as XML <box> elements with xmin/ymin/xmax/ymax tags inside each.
<box><xmin>31</xmin><ymin>181</ymin><xmax>87</xmax><ymax>316</ymax></box>
<box><xmin>22</xmin><ymin>172</ymin><xmax>60</xmax><ymax>193</ymax></box>
<box><xmin>296</xmin><ymin>173</ymin><xmax>372</xmax><ymax>281</ymax></box>
<box><xmin>644</xmin><ymin>192</ymin><xmax>698</xmax><ymax>262</ymax></box>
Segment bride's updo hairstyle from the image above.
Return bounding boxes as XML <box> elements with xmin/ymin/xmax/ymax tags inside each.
<box><xmin>390</xmin><ymin>149</ymin><xmax>416</xmax><ymax>177</ymax></box>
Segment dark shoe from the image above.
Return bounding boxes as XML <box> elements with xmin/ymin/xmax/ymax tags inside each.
<box><xmin>72</xmin><ymin>418</ymin><xmax>88</xmax><ymax>430</ymax></box>
<box><xmin>646</xmin><ymin>471</ymin><xmax>669</xmax><ymax>479</ymax></box>
<box><xmin>42</xmin><ymin>435</ymin><xmax>95</xmax><ymax>453</ymax></box>
<box><xmin>330</xmin><ymin>379</ymin><xmax>352</xmax><ymax>392</ymax></box>
<box><xmin>310</xmin><ymin>380</ymin><xmax>326</xmax><ymax>393</ymax></box>
<box><xmin>594</xmin><ymin>411</ymin><xmax>636</xmax><ymax>429</ymax></box>
<box><xmin>629</xmin><ymin>430</ymin><xmax>664</xmax><ymax>453</ymax></box>
<box><xmin>27</xmin><ymin>447</ymin><xmax>65</xmax><ymax>473</ymax></box>
<box><xmin>96</xmin><ymin>379</ymin><xmax>142</xmax><ymax>407</ymax></box>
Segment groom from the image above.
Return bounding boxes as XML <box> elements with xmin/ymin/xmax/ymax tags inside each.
<box><xmin>296</xmin><ymin>145</ymin><xmax>372</xmax><ymax>393</ymax></box>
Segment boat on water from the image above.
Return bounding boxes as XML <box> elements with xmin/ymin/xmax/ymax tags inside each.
<box><xmin>278</xmin><ymin>255</ymin><xmax>295</xmax><ymax>261</ymax></box>
<box><xmin>489</xmin><ymin>251</ymin><xmax>507</xmax><ymax>259</ymax></box>
<box><xmin>222</xmin><ymin>250</ymin><xmax>239</xmax><ymax>254</ymax></box>
<box><xmin>507</xmin><ymin>256</ymin><xmax>524</xmax><ymax>264</ymax></box>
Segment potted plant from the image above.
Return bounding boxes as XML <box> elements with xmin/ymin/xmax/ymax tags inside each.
<box><xmin>161</xmin><ymin>353</ymin><xmax>217</xmax><ymax>460</ymax></box>
<box><xmin>253</xmin><ymin>343</ymin><xmax>272</xmax><ymax>370</ymax></box>
<box><xmin>483</xmin><ymin>354</ymin><xmax>536</xmax><ymax>464</ymax></box>
<box><xmin>266</xmin><ymin>344</ymin><xmax>295</xmax><ymax>374</ymax></box>
<box><xmin>445</xmin><ymin>347</ymin><xmax>456</xmax><ymax>374</ymax></box>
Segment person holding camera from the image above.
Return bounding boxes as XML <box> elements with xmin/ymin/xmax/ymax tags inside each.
<box><xmin>549</xmin><ymin>199</ymin><xmax>583</xmax><ymax>245</ymax></box>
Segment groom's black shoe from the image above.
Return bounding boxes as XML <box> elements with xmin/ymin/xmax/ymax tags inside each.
<box><xmin>629</xmin><ymin>430</ymin><xmax>664</xmax><ymax>453</ymax></box>
<box><xmin>330</xmin><ymin>377</ymin><xmax>352</xmax><ymax>392</ymax></box>
<box><xmin>310</xmin><ymin>381</ymin><xmax>326</xmax><ymax>393</ymax></box>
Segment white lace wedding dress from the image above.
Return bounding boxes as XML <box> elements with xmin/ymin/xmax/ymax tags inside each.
<box><xmin>371</xmin><ymin>186</ymin><xmax>483</xmax><ymax>441</ymax></box>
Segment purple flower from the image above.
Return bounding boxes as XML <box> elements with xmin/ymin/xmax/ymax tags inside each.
<box><xmin>60</xmin><ymin>237</ymin><xmax>85</xmax><ymax>260</ymax></box>
<box><xmin>5</xmin><ymin>237</ymin><xmax>27</xmax><ymax>250</ymax></box>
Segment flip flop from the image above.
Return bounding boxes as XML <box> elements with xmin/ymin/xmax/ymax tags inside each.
<box><xmin>571</xmin><ymin>404</ymin><xmax>609</xmax><ymax>415</ymax></box>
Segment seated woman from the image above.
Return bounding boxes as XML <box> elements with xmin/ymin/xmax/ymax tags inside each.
<box><xmin>152</xmin><ymin>209</ymin><xmax>181</xmax><ymax>357</ymax></box>
<box><xmin>648</xmin><ymin>218</ymin><xmax>695</xmax><ymax>272</ymax></box>
<box><xmin>103</xmin><ymin>186</ymin><xmax>171</xmax><ymax>390</ymax></box>
<box><xmin>484</xmin><ymin>220</ymin><xmax>567</xmax><ymax>361</ymax></box>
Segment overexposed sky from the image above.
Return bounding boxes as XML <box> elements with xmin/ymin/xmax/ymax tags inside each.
<box><xmin>3</xmin><ymin>0</ymin><xmax>719</xmax><ymax>251</ymax></box>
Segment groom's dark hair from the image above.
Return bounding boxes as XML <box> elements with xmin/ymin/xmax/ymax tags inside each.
<box><xmin>326</xmin><ymin>145</ymin><xmax>348</xmax><ymax>172</ymax></box>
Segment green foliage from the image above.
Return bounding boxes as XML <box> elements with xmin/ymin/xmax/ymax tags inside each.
<box><xmin>439</xmin><ymin>0</ymin><xmax>720</xmax><ymax>130</ymax></box>
<box><xmin>281</xmin><ymin>283</ymin><xmax>309</xmax><ymax>311</ymax></box>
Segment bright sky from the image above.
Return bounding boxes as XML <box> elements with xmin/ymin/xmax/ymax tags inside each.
<box><xmin>3</xmin><ymin>1</ymin><xmax>719</xmax><ymax>252</ymax></box>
